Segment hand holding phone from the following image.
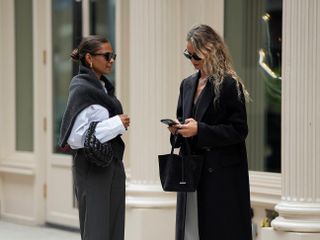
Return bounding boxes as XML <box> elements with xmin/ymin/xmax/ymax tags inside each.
<box><xmin>160</xmin><ymin>118</ymin><xmax>179</xmax><ymax>126</ymax></box>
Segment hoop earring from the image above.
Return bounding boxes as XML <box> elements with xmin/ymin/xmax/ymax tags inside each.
<box><xmin>90</xmin><ymin>62</ymin><xmax>93</xmax><ymax>68</ymax></box>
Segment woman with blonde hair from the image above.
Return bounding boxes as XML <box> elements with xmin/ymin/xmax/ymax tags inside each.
<box><xmin>168</xmin><ymin>24</ymin><xmax>252</xmax><ymax>240</ymax></box>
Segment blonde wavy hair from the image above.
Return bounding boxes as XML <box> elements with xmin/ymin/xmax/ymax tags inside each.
<box><xmin>187</xmin><ymin>24</ymin><xmax>250</xmax><ymax>104</ymax></box>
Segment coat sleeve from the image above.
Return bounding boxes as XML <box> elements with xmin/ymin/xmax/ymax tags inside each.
<box><xmin>170</xmin><ymin>81</ymin><xmax>184</xmax><ymax>148</ymax></box>
<box><xmin>196</xmin><ymin>79</ymin><xmax>248</xmax><ymax>148</ymax></box>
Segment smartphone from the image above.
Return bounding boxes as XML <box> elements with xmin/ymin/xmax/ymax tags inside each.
<box><xmin>160</xmin><ymin>119</ymin><xmax>179</xmax><ymax>126</ymax></box>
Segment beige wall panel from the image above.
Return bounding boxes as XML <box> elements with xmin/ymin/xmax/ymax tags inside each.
<box><xmin>2</xmin><ymin>174</ymin><xmax>35</xmax><ymax>223</ymax></box>
<box><xmin>46</xmin><ymin>165</ymin><xmax>79</xmax><ymax>227</ymax></box>
<box><xmin>126</xmin><ymin>208</ymin><xmax>175</xmax><ymax>240</ymax></box>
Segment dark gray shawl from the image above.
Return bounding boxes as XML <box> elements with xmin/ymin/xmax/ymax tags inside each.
<box><xmin>59</xmin><ymin>64</ymin><xmax>123</xmax><ymax>148</ymax></box>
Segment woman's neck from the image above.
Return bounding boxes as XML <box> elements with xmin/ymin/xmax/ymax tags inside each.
<box><xmin>200</xmin><ymin>70</ymin><xmax>208</xmax><ymax>79</ymax></box>
<box><xmin>92</xmin><ymin>69</ymin><xmax>101</xmax><ymax>80</ymax></box>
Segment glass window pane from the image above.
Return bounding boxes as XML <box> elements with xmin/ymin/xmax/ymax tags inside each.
<box><xmin>15</xmin><ymin>0</ymin><xmax>34</xmax><ymax>151</ymax></box>
<box><xmin>90</xmin><ymin>0</ymin><xmax>116</xmax><ymax>83</ymax></box>
<box><xmin>224</xmin><ymin>0</ymin><xmax>282</xmax><ymax>173</ymax></box>
<box><xmin>52</xmin><ymin>0</ymin><xmax>116</xmax><ymax>153</ymax></box>
<box><xmin>52</xmin><ymin>0</ymin><xmax>73</xmax><ymax>153</ymax></box>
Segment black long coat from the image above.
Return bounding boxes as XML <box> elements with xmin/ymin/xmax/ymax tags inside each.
<box><xmin>174</xmin><ymin>72</ymin><xmax>252</xmax><ymax>240</ymax></box>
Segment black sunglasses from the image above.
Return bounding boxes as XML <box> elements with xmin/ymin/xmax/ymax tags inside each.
<box><xmin>92</xmin><ymin>52</ymin><xmax>117</xmax><ymax>61</ymax></box>
<box><xmin>183</xmin><ymin>49</ymin><xmax>202</xmax><ymax>61</ymax></box>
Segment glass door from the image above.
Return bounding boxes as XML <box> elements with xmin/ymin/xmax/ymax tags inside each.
<box><xmin>47</xmin><ymin>0</ymin><xmax>116</xmax><ymax>227</ymax></box>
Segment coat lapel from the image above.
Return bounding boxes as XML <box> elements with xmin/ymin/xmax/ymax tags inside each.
<box><xmin>194</xmin><ymin>78</ymin><xmax>214</xmax><ymax>121</ymax></box>
<box><xmin>182</xmin><ymin>72</ymin><xmax>199</xmax><ymax>120</ymax></box>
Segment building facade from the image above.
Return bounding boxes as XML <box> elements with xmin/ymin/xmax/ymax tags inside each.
<box><xmin>0</xmin><ymin>0</ymin><xmax>319</xmax><ymax>240</ymax></box>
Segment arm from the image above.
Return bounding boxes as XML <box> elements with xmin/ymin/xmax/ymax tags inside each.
<box><xmin>67</xmin><ymin>105</ymin><xmax>125</xmax><ymax>149</ymax></box>
<box><xmin>95</xmin><ymin>115</ymin><xmax>126</xmax><ymax>142</ymax></box>
<box><xmin>197</xmin><ymin>79</ymin><xmax>248</xmax><ymax>148</ymax></box>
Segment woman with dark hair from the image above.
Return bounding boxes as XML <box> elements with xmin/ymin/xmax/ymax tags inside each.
<box><xmin>59</xmin><ymin>35</ymin><xmax>130</xmax><ymax>240</ymax></box>
<box><xmin>168</xmin><ymin>24</ymin><xmax>252</xmax><ymax>240</ymax></box>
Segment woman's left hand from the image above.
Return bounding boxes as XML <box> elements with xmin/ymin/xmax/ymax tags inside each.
<box><xmin>176</xmin><ymin>118</ymin><xmax>198</xmax><ymax>137</ymax></box>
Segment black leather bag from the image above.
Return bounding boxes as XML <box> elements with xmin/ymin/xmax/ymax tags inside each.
<box><xmin>83</xmin><ymin>121</ymin><xmax>115</xmax><ymax>167</ymax></box>
<box><xmin>158</xmin><ymin>137</ymin><xmax>203</xmax><ymax>192</ymax></box>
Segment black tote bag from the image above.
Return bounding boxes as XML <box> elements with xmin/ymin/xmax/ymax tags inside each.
<box><xmin>158</xmin><ymin>137</ymin><xmax>203</xmax><ymax>192</ymax></box>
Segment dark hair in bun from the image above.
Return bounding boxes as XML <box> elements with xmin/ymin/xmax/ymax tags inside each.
<box><xmin>70</xmin><ymin>35</ymin><xmax>109</xmax><ymax>67</ymax></box>
<box><xmin>70</xmin><ymin>48</ymin><xmax>80</xmax><ymax>60</ymax></box>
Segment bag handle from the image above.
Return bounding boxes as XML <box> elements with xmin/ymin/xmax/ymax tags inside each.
<box><xmin>170</xmin><ymin>134</ymin><xmax>193</xmax><ymax>185</ymax></box>
<box><xmin>170</xmin><ymin>135</ymin><xmax>192</xmax><ymax>155</ymax></box>
<box><xmin>170</xmin><ymin>134</ymin><xmax>178</xmax><ymax>154</ymax></box>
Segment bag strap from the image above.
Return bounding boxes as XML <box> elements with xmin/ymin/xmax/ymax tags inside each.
<box><xmin>170</xmin><ymin>134</ymin><xmax>178</xmax><ymax>154</ymax></box>
<box><xmin>170</xmin><ymin>135</ymin><xmax>193</xmax><ymax>185</ymax></box>
<box><xmin>170</xmin><ymin>135</ymin><xmax>192</xmax><ymax>154</ymax></box>
<box><xmin>87</xmin><ymin>121</ymin><xmax>98</xmax><ymax>137</ymax></box>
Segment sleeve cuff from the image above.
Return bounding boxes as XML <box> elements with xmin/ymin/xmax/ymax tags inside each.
<box><xmin>109</xmin><ymin>115</ymin><xmax>126</xmax><ymax>134</ymax></box>
<box><xmin>95</xmin><ymin>115</ymin><xmax>126</xmax><ymax>143</ymax></box>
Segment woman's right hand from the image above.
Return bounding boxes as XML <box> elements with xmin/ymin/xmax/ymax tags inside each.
<box><xmin>119</xmin><ymin>114</ymin><xmax>130</xmax><ymax>129</ymax></box>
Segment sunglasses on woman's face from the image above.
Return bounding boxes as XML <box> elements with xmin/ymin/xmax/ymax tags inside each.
<box><xmin>93</xmin><ymin>52</ymin><xmax>117</xmax><ymax>61</ymax></box>
<box><xmin>183</xmin><ymin>49</ymin><xmax>202</xmax><ymax>61</ymax></box>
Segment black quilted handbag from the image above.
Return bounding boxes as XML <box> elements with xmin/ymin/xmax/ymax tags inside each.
<box><xmin>158</xmin><ymin>137</ymin><xmax>203</xmax><ymax>192</ymax></box>
<box><xmin>83</xmin><ymin>121</ymin><xmax>115</xmax><ymax>167</ymax></box>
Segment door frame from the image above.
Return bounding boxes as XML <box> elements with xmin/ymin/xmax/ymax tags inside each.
<box><xmin>44</xmin><ymin>0</ymin><xmax>79</xmax><ymax>228</ymax></box>
<box><xmin>45</xmin><ymin>0</ymin><xmax>92</xmax><ymax>228</ymax></box>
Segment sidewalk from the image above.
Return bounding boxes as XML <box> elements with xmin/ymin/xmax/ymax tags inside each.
<box><xmin>0</xmin><ymin>220</ymin><xmax>80</xmax><ymax>240</ymax></box>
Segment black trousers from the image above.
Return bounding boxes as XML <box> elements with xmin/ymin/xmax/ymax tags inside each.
<box><xmin>73</xmin><ymin>151</ymin><xmax>126</xmax><ymax>240</ymax></box>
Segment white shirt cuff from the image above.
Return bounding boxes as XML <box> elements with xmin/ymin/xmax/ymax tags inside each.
<box><xmin>95</xmin><ymin>115</ymin><xmax>126</xmax><ymax>143</ymax></box>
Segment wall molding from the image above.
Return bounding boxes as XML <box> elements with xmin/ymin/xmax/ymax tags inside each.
<box><xmin>49</xmin><ymin>155</ymin><xmax>73</xmax><ymax>168</ymax></box>
<box><xmin>249</xmin><ymin>171</ymin><xmax>281</xmax><ymax>207</ymax></box>
<box><xmin>126</xmin><ymin>183</ymin><xmax>176</xmax><ymax>209</ymax></box>
<box><xmin>1</xmin><ymin>212</ymin><xmax>37</xmax><ymax>226</ymax></box>
<box><xmin>46</xmin><ymin>211</ymin><xmax>79</xmax><ymax>228</ymax></box>
<box><xmin>0</xmin><ymin>160</ymin><xmax>35</xmax><ymax>176</ymax></box>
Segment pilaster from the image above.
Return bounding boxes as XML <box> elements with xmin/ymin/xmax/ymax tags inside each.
<box><xmin>125</xmin><ymin>0</ymin><xmax>180</xmax><ymax>239</ymax></box>
<box><xmin>262</xmin><ymin>0</ymin><xmax>320</xmax><ymax>238</ymax></box>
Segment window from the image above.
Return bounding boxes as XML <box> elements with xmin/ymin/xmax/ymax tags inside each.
<box><xmin>224</xmin><ymin>0</ymin><xmax>282</xmax><ymax>172</ymax></box>
<box><xmin>52</xmin><ymin>0</ymin><xmax>116</xmax><ymax>153</ymax></box>
<box><xmin>52</xmin><ymin>0</ymin><xmax>73</xmax><ymax>153</ymax></box>
<box><xmin>90</xmin><ymin>0</ymin><xmax>116</xmax><ymax>83</ymax></box>
<box><xmin>15</xmin><ymin>0</ymin><xmax>34</xmax><ymax>151</ymax></box>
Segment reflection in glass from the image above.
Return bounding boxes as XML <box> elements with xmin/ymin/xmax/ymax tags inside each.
<box><xmin>52</xmin><ymin>0</ymin><xmax>73</xmax><ymax>153</ymax></box>
<box><xmin>90</xmin><ymin>0</ymin><xmax>116</xmax><ymax>83</ymax></box>
<box><xmin>224</xmin><ymin>0</ymin><xmax>282</xmax><ymax>173</ymax></box>
<box><xmin>15</xmin><ymin>0</ymin><xmax>34</xmax><ymax>151</ymax></box>
<box><xmin>259</xmin><ymin>5</ymin><xmax>282</xmax><ymax>173</ymax></box>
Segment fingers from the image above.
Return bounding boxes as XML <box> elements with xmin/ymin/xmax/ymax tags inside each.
<box><xmin>176</xmin><ymin>119</ymin><xmax>198</xmax><ymax>137</ymax></box>
<box><xmin>168</xmin><ymin>126</ymin><xmax>175</xmax><ymax>134</ymax></box>
<box><xmin>119</xmin><ymin>114</ymin><xmax>130</xmax><ymax>129</ymax></box>
<box><xmin>168</xmin><ymin>125</ymin><xmax>180</xmax><ymax>135</ymax></box>
<box><xmin>184</xmin><ymin>118</ymin><xmax>195</xmax><ymax>124</ymax></box>
<box><xmin>176</xmin><ymin>128</ymin><xmax>190</xmax><ymax>137</ymax></box>
<box><xmin>176</xmin><ymin>129</ymin><xmax>195</xmax><ymax>138</ymax></box>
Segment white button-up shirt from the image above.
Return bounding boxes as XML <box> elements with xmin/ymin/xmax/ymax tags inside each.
<box><xmin>67</xmin><ymin>80</ymin><xmax>126</xmax><ymax>149</ymax></box>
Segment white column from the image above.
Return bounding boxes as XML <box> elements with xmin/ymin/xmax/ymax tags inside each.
<box><xmin>262</xmin><ymin>0</ymin><xmax>320</xmax><ymax>239</ymax></box>
<box><xmin>0</xmin><ymin>0</ymin><xmax>4</xmax><ymax>156</ymax></box>
<box><xmin>0</xmin><ymin>0</ymin><xmax>4</xmax><ymax>206</ymax></box>
<box><xmin>118</xmin><ymin>1</ymin><xmax>226</xmax><ymax>239</ymax></box>
<box><xmin>124</xmin><ymin>1</ymin><xmax>180</xmax><ymax>240</ymax></box>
